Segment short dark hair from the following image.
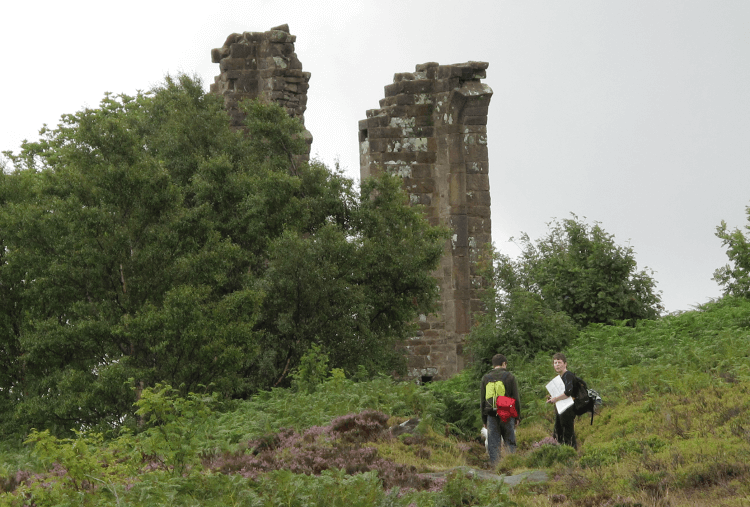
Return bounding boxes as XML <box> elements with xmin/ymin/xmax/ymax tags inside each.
<box><xmin>552</xmin><ymin>352</ymin><xmax>567</xmax><ymax>363</ymax></box>
<box><xmin>492</xmin><ymin>354</ymin><xmax>507</xmax><ymax>367</ymax></box>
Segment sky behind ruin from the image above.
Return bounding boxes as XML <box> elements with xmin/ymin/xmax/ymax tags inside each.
<box><xmin>2</xmin><ymin>0</ymin><xmax>749</xmax><ymax>313</ymax></box>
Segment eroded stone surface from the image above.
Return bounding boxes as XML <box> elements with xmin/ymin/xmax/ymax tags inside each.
<box><xmin>210</xmin><ymin>24</ymin><xmax>312</xmax><ymax>160</ymax></box>
<box><xmin>360</xmin><ymin>62</ymin><xmax>493</xmax><ymax>381</ymax></box>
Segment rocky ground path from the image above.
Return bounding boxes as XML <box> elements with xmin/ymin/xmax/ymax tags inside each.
<box><xmin>422</xmin><ymin>467</ymin><xmax>548</xmax><ymax>486</ymax></box>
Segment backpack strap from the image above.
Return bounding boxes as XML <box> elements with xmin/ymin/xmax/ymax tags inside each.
<box><xmin>499</xmin><ymin>371</ymin><xmax>511</xmax><ymax>400</ymax></box>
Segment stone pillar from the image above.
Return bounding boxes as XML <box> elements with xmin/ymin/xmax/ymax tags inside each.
<box><xmin>359</xmin><ymin>62</ymin><xmax>493</xmax><ymax>381</ymax></box>
<box><xmin>210</xmin><ymin>24</ymin><xmax>312</xmax><ymax>159</ymax></box>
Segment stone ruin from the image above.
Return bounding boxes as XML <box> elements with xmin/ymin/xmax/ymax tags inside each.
<box><xmin>210</xmin><ymin>28</ymin><xmax>492</xmax><ymax>382</ymax></box>
<box><xmin>359</xmin><ymin>62</ymin><xmax>493</xmax><ymax>381</ymax></box>
<box><xmin>210</xmin><ymin>24</ymin><xmax>312</xmax><ymax>160</ymax></box>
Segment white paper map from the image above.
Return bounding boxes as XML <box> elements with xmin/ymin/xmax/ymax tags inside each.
<box><xmin>546</xmin><ymin>375</ymin><xmax>574</xmax><ymax>414</ymax></box>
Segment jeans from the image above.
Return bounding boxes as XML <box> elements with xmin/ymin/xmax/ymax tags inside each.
<box><xmin>486</xmin><ymin>415</ymin><xmax>516</xmax><ymax>465</ymax></box>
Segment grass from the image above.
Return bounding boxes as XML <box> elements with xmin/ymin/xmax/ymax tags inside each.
<box><xmin>502</xmin><ymin>296</ymin><xmax>750</xmax><ymax>506</ymax></box>
<box><xmin>2</xmin><ymin>296</ymin><xmax>750</xmax><ymax>505</ymax></box>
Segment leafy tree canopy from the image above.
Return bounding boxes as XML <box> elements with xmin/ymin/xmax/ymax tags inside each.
<box><xmin>467</xmin><ymin>215</ymin><xmax>663</xmax><ymax>370</ymax></box>
<box><xmin>0</xmin><ymin>74</ymin><xmax>446</xmax><ymax>436</ymax></box>
<box><xmin>714</xmin><ymin>206</ymin><xmax>750</xmax><ymax>298</ymax></box>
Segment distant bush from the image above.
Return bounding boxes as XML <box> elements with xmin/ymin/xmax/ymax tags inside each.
<box><xmin>467</xmin><ymin>216</ymin><xmax>663</xmax><ymax>374</ymax></box>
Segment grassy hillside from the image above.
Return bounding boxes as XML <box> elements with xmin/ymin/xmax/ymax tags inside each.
<box><xmin>509</xmin><ymin>295</ymin><xmax>750</xmax><ymax>506</ymax></box>
<box><xmin>1</xmin><ymin>297</ymin><xmax>750</xmax><ymax>506</ymax></box>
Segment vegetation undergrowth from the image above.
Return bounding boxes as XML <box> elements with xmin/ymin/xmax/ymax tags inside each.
<box><xmin>2</xmin><ymin>297</ymin><xmax>750</xmax><ymax>505</ymax></box>
<box><xmin>209</xmin><ymin>368</ymin><xmax>446</xmax><ymax>452</ymax></box>
<box><xmin>505</xmin><ymin>295</ymin><xmax>750</xmax><ymax>506</ymax></box>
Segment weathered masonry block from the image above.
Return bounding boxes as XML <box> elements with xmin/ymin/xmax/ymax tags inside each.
<box><xmin>210</xmin><ymin>24</ymin><xmax>312</xmax><ymax>160</ymax></box>
<box><xmin>359</xmin><ymin>62</ymin><xmax>493</xmax><ymax>381</ymax></box>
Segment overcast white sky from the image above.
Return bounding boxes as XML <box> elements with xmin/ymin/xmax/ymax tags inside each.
<box><xmin>2</xmin><ymin>1</ymin><xmax>749</xmax><ymax>313</ymax></box>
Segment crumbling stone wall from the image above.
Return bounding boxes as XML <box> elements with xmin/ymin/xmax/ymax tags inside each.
<box><xmin>359</xmin><ymin>62</ymin><xmax>493</xmax><ymax>381</ymax></box>
<box><xmin>209</xmin><ymin>26</ymin><xmax>492</xmax><ymax>380</ymax></box>
<box><xmin>210</xmin><ymin>24</ymin><xmax>312</xmax><ymax>159</ymax></box>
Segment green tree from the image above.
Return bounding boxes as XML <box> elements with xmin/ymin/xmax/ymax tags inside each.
<box><xmin>523</xmin><ymin>215</ymin><xmax>662</xmax><ymax>327</ymax></box>
<box><xmin>256</xmin><ymin>172</ymin><xmax>447</xmax><ymax>387</ymax></box>
<box><xmin>714</xmin><ymin>206</ymin><xmax>750</xmax><ymax>297</ymax></box>
<box><xmin>0</xmin><ymin>74</ymin><xmax>445</xmax><ymax>435</ymax></box>
<box><xmin>467</xmin><ymin>215</ymin><xmax>662</xmax><ymax>370</ymax></box>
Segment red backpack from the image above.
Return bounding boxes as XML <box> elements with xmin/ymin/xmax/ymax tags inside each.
<box><xmin>495</xmin><ymin>395</ymin><xmax>518</xmax><ymax>422</ymax></box>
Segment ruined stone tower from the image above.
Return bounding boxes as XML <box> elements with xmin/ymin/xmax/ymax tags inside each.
<box><xmin>210</xmin><ymin>24</ymin><xmax>312</xmax><ymax>159</ymax></box>
<box><xmin>359</xmin><ymin>62</ymin><xmax>493</xmax><ymax>381</ymax></box>
<box><xmin>209</xmin><ymin>26</ymin><xmax>493</xmax><ymax>381</ymax></box>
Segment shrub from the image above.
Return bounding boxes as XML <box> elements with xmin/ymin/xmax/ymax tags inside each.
<box><xmin>424</xmin><ymin>369</ymin><xmax>481</xmax><ymax>439</ymax></box>
<box><xmin>291</xmin><ymin>343</ymin><xmax>330</xmax><ymax>394</ymax></box>
<box><xmin>328</xmin><ymin>410</ymin><xmax>390</xmax><ymax>444</ymax></box>
<box><xmin>527</xmin><ymin>443</ymin><xmax>577</xmax><ymax>468</ymax></box>
<box><xmin>206</xmin><ymin>411</ymin><xmax>440</xmax><ymax>491</ymax></box>
<box><xmin>133</xmin><ymin>382</ymin><xmax>217</xmax><ymax>475</ymax></box>
<box><xmin>438</xmin><ymin>470</ymin><xmax>515</xmax><ymax>506</ymax></box>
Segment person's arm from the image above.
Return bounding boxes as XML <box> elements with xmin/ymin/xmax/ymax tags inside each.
<box><xmin>480</xmin><ymin>377</ymin><xmax>488</xmax><ymax>426</ymax></box>
<box><xmin>562</xmin><ymin>371</ymin><xmax>575</xmax><ymax>397</ymax></box>
<box><xmin>509</xmin><ymin>375</ymin><xmax>521</xmax><ymax>424</ymax></box>
<box><xmin>547</xmin><ymin>392</ymin><xmax>569</xmax><ymax>403</ymax></box>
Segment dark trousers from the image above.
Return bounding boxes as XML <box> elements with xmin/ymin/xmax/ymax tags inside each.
<box><xmin>554</xmin><ymin>407</ymin><xmax>577</xmax><ymax>448</ymax></box>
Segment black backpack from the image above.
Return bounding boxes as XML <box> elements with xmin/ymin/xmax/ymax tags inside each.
<box><xmin>571</xmin><ymin>373</ymin><xmax>602</xmax><ymax>425</ymax></box>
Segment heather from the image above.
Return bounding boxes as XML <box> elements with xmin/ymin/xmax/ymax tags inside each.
<box><xmin>206</xmin><ymin>411</ymin><xmax>442</xmax><ymax>491</ymax></box>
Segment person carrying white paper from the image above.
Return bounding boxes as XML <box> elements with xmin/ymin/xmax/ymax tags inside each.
<box><xmin>545</xmin><ymin>375</ymin><xmax>574</xmax><ymax>414</ymax></box>
<box><xmin>545</xmin><ymin>352</ymin><xmax>577</xmax><ymax>448</ymax></box>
